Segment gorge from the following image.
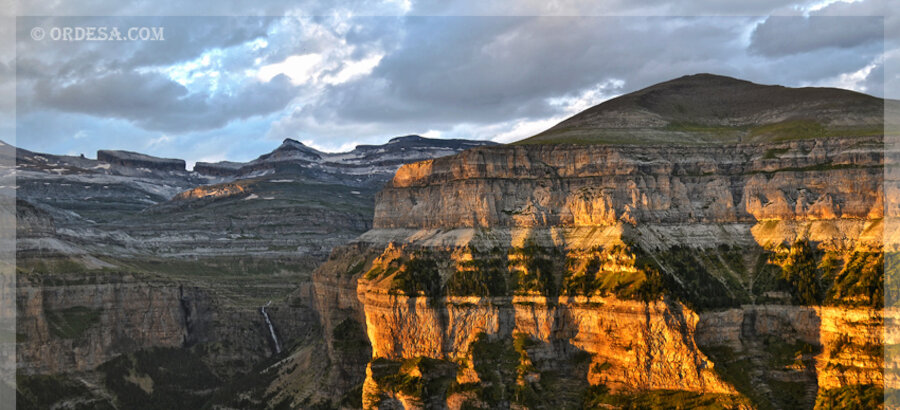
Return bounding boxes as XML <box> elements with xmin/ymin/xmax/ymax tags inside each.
<box><xmin>11</xmin><ymin>74</ymin><xmax>897</xmax><ymax>409</ymax></box>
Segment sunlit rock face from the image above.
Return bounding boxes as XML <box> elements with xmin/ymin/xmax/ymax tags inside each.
<box><xmin>375</xmin><ymin>137</ymin><xmax>882</xmax><ymax>229</ymax></box>
<box><xmin>312</xmin><ymin>136</ymin><xmax>889</xmax><ymax>409</ymax></box>
<box><xmin>173</xmin><ymin>183</ymin><xmax>248</xmax><ymax>201</ymax></box>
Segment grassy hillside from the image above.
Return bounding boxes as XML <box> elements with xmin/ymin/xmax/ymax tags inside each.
<box><xmin>517</xmin><ymin>73</ymin><xmax>887</xmax><ymax>145</ymax></box>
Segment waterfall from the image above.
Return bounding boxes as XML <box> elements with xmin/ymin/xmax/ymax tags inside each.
<box><xmin>260</xmin><ymin>301</ymin><xmax>282</xmax><ymax>354</ymax></box>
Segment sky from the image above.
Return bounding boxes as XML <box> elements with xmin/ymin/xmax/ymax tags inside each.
<box><xmin>6</xmin><ymin>0</ymin><xmax>897</xmax><ymax>167</ymax></box>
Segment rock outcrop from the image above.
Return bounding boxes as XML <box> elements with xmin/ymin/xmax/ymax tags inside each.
<box><xmin>375</xmin><ymin>137</ymin><xmax>882</xmax><ymax>229</ymax></box>
<box><xmin>97</xmin><ymin>150</ymin><xmax>186</xmax><ymax>172</ymax></box>
<box><xmin>15</xmin><ymin>272</ymin><xmax>320</xmax><ymax>376</ymax></box>
<box><xmin>312</xmin><ymin>135</ymin><xmax>888</xmax><ymax>409</ymax></box>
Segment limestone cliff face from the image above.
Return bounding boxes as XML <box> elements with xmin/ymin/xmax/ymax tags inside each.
<box><xmin>312</xmin><ymin>244</ymin><xmax>377</xmax><ymax>397</ymax></box>
<box><xmin>697</xmin><ymin>305</ymin><xmax>896</xmax><ymax>404</ymax></box>
<box><xmin>16</xmin><ymin>274</ymin><xmax>191</xmax><ymax>374</ymax></box>
<box><xmin>375</xmin><ymin>137</ymin><xmax>882</xmax><ymax>229</ymax></box>
<box><xmin>358</xmin><ymin>291</ymin><xmax>734</xmax><ymax>392</ymax></box>
<box><xmin>16</xmin><ymin>273</ymin><xmax>317</xmax><ymax>376</ymax></box>
<box><xmin>312</xmin><ymin>136</ymin><xmax>887</xmax><ymax>409</ymax></box>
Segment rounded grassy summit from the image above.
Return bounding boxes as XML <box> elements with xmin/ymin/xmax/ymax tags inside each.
<box><xmin>517</xmin><ymin>73</ymin><xmax>886</xmax><ymax>145</ymax></box>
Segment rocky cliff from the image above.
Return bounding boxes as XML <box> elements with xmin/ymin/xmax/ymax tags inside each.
<box><xmin>375</xmin><ymin>137</ymin><xmax>882</xmax><ymax>229</ymax></box>
<box><xmin>12</xmin><ymin>135</ymin><xmax>495</xmax><ymax>409</ymax></box>
<box><xmin>96</xmin><ymin>150</ymin><xmax>187</xmax><ymax>172</ymax></box>
<box><xmin>312</xmin><ymin>134</ymin><xmax>889</xmax><ymax>409</ymax></box>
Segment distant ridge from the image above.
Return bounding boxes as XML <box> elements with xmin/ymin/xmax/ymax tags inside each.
<box><xmin>518</xmin><ymin>73</ymin><xmax>886</xmax><ymax>145</ymax></box>
<box><xmin>193</xmin><ymin>134</ymin><xmax>496</xmax><ymax>180</ymax></box>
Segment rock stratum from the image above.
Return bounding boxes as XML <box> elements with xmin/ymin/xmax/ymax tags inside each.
<box><xmin>311</xmin><ymin>132</ymin><xmax>893</xmax><ymax>409</ymax></box>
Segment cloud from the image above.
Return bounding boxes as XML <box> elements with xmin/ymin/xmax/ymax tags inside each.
<box><xmin>749</xmin><ymin>15</ymin><xmax>882</xmax><ymax>57</ymax></box>
<box><xmin>279</xmin><ymin>17</ymin><xmax>751</xmax><ymax>134</ymax></box>
<box><xmin>14</xmin><ymin>0</ymin><xmax>409</xmax><ymax>19</ymax></box>
<box><xmin>257</xmin><ymin>54</ymin><xmax>324</xmax><ymax>84</ymax></box>
<box><xmin>32</xmin><ymin>71</ymin><xmax>299</xmax><ymax>132</ymax></box>
<box><xmin>808</xmin><ymin>56</ymin><xmax>882</xmax><ymax>93</ymax></box>
<box><xmin>407</xmin><ymin>0</ymin><xmax>821</xmax><ymax>16</ymax></box>
<box><xmin>14</xmin><ymin>0</ymin><xmax>835</xmax><ymax>18</ymax></box>
<box><xmin>15</xmin><ymin>17</ymin><xmax>277</xmax><ymax>80</ymax></box>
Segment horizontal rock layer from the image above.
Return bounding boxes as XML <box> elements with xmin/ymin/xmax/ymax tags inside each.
<box><xmin>376</xmin><ymin>137</ymin><xmax>883</xmax><ymax>229</ymax></box>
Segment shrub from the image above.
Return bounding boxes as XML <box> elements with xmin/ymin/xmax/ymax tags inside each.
<box><xmin>827</xmin><ymin>251</ymin><xmax>883</xmax><ymax>307</ymax></box>
<box><xmin>814</xmin><ymin>384</ymin><xmax>883</xmax><ymax>410</ymax></box>
<box><xmin>780</xmin><ymin>239</ymin><xmax>822</xmax><ymax>305</ymax></box>
<box><xmin>388</xmin><ymin>257</ymin><xmax>442</xmax><ymax>298</ymax></box>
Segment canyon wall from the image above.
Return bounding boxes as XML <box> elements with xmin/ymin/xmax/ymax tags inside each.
<box><xmin>375</xmin><ymin>137</ymin><xmax>882</xmax><ymax>229</ymax></box>
<box><xmin>16</xmin><ymin>272</ymin><xmax>319</xmax><ymax>376</ymax></box>
<box><xmin>312</xmin><ymin>136</ymin><xmax>890</xmax><ymax>409</ymax></box>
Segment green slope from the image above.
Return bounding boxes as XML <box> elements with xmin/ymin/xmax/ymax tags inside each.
<box><xmin>517</xmin><ymin>73</ymin><xmax>887</xmax><ymax>145</ymax></box>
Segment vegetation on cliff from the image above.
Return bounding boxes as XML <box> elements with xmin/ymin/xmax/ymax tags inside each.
<box><xmin>583</xmin><ymin>385</ymin><xmax>751</xmax><ymax>410</ymax></box>
<box><xmin>367</xmin><ymin>356</ymin><xmax>457</xmax><ymax>408</ymax></box>
<box><xmin>771</xmin><ymin>240</ymin><xmax>884</xmax><ymax>308</ymax></box>
<box><xmin>98</xmin><ymin>347</ymin><xmax>221</xmax><ymax>410</ymax></box>
<box><xmin>360</xmin><ymin>237</ymin><xmax>884</xmax><ymax>311</ymax></box>
<box><xmin>814</xmin><ymin>384</ymin><xmax>884</xmax><ymax>410</ymax></box>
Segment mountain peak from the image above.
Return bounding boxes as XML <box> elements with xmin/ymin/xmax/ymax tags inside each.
<box><xmin>665</xmin><ymin>72</ymin><xmax>752</xmax><ymax>83</ymax></box>
<box><xmin>97</xmin><ymin>149</ymin><xmax>186</xmax><ymax>172</ymax></box>
<box><xmin>387</xmin><ymin>135</ymin><xmax>425</xmax><ymax>144</ymax></box>
<box><xmin>518</xmin><ymin>73</ymin><xmax>883</xmax><ymax>146</ymax></box>
<box><xmin>281</xmin><ymin>138</ymin><xmax>306</xmax><ymax>147</ymax></box>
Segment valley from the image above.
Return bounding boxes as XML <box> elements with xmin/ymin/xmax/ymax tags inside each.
<box><xmin>10</xmin><ymin>74</ymin><xmax>896</xmax><ymax>409</ymax></box>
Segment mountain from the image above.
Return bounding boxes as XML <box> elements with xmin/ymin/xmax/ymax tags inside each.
<box><xmin>12</xmin><ymin>134</ymin><xmax>495</xmax><ymax>409</ymax></box>
<box><xmin>193</xmin><ymin>135</ymin><xmax>494</xmax><ymax>184</ymax></box>
<box><xmin>301</xmin><ymin>76</ymin><xmax>891</xmax><ymax>408</ymax></box>
<box><xmin>14</xmin><ymin>146</ymin><xmax>208</xmax><ymax>227</ymax></box>
<box><xmin>309</xmin><ymin>134</ymin><xmax>888</xmax><ymax>409</ymax></box>
<box><xmin>15</xmin><ymin>134</ymin><xmax>496</xmax><ymax>261</ymax></box>
<box><xmin>520</xmin><ymin>73</ymin><xmax>886</xmax><ymax>145</ymax></box>
<box><xmin>13</xmin><ymin>75</ymin><xmax>892</xmax><ymax>409</ymax></box>
<box><xmin>14</xmin><ymin>135</ymin><xmax>495</xmax><ymax>227</ymax></box>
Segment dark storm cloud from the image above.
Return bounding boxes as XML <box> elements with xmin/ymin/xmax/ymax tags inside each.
<box><xmin>16</xmin><ymin>16</ymin><xmax>294</xmax><ymax>133</ymax></box>
<box><xmin>295</xmin><ymin>16</ymin><xmax>753</xmax><ymax>128</ymax></box>
<box><xmin>407</xmin><ymin>0</ymin><xmax>808</xmax><ymax>16</ymax></box>
<box><xmin>33</xmin><ymin>71</ymin><xmax>298</xmax><ymax>132</ymax></box>
<box><xmin>15</xmin><ymin>0</ymin><xmax>413</xmax><ymax>18</ymax></box>
<box><xmin>749</xmin><ymin>16</ymin><xmax>883</xmax><ymax>57</ymax></box>
<box><xmin>120</xmin><ymin>17</ymin><xmax>275</xmax><ymax>69</ymax></box>
<box><xmin>17</xmin><ymin>0</ymin><xmax>806</xmax><ymax>17</ymax></box>
<box><xmin>16</xmin><ymin>16</ymin><xmax>275</xmax><ymax>75</ymax></box>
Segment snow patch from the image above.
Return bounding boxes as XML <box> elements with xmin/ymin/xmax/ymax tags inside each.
<box><xmin>243</xmin><ymin>194</ymin><xmax>259</xmax><ymax>200</ymax></box>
